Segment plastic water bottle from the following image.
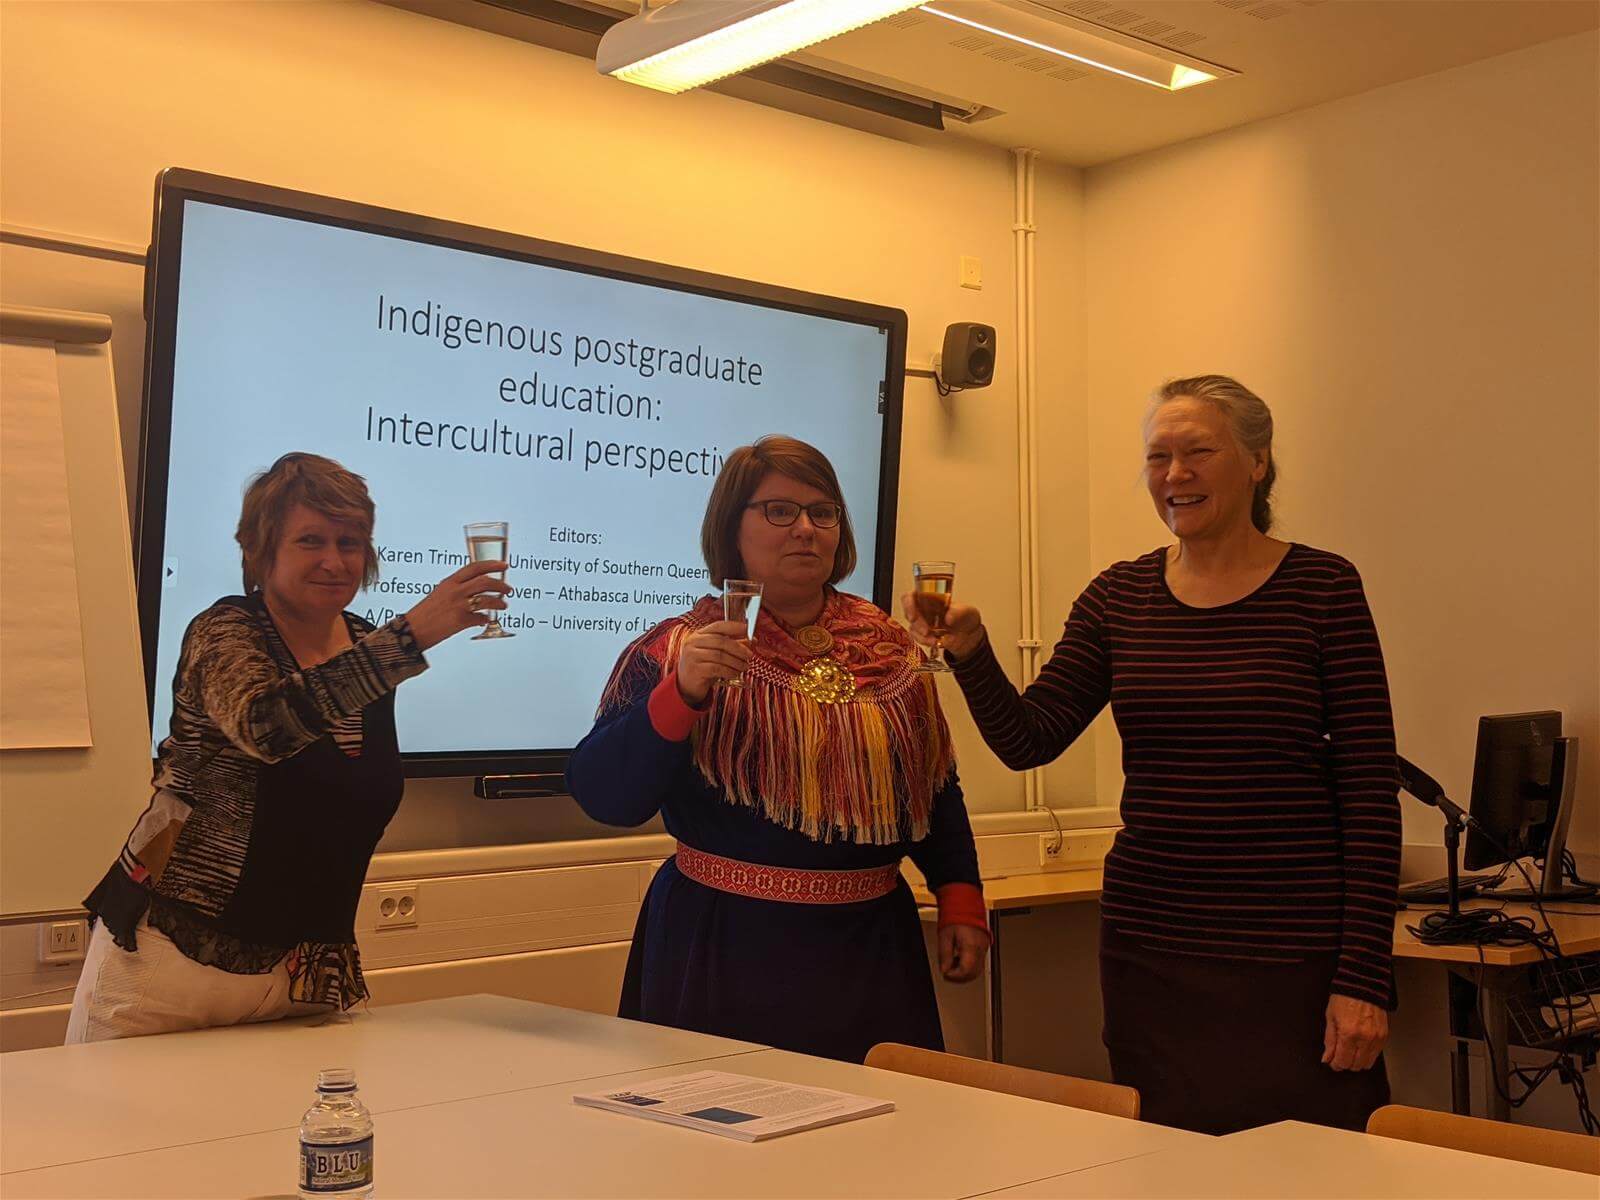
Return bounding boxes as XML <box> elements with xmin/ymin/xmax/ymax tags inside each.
<box><xmin>298</xmin><ymin>1068</ymin><xmax>374</xmax><ymax>1198</ymax></box>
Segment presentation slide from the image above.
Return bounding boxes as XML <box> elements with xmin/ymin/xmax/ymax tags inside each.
<box><xmin>151</xmin><ymin>201</ymin><xmax>894</xmax><ymax>758</ymax></box>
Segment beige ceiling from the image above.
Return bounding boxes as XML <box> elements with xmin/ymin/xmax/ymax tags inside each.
<box><xmin>408</xmin><ymin>1</ymin><xmax>1599</xmax><ymax>167</ymax></box>
<box><xmin>801</xmin><ymin>0</ymin><xmax>1600</xmax><ymax>166</ymax></box>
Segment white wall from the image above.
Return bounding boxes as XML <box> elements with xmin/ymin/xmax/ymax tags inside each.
<box><xmin>1078</xmin><ymin>32</ymin><xmax>1600</xmax><ymax>856</ymax></box>
<box><xmin>0</xmin><ymin>0</ymin><xmax>1094</xmax><ymax>854</ymax></box>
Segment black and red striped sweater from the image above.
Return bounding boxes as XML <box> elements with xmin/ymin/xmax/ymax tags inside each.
<box><xmin>952</xmin><ymin>543</ymin><xmax>1402</xmax><ymax>1008</ymax></box>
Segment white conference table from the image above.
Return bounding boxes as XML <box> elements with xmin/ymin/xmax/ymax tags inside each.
<box><xmin>978</xmin><ymin>1119</ymin><xmax>1598</xmax><ymax>1199</ymax></box>
<box><xmin>1</xmin><ymin>994</ymin><xmax>1200</xmax><ymax>1198</ymax></box>
<box><xmin>3</xmin><ymin>996</ymin><xmax>1588</xmax><ymax>1199</ymax></box>
<box><xmin>0</xmin><ymin>995</ymin><xmax>761</xmax><ymax>1175</ymax></box>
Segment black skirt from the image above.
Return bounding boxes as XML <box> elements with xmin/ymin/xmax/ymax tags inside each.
<box><xmin>619</xmin><ymin>857</ymin><xmax>945</xmax><ymax>1064</ymax></box>
<box><xmin>1100</xmin><ymin>920</ymin><xmax>1390</xmax><ymax>1135</ymax></box>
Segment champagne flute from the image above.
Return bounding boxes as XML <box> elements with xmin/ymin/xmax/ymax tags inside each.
<box><xmin>463</xmin><ymin>521</ymin><xmax>514</xmax><ymax>640</ymax></box>
<box><xmin>912</xmin><ymin>560</ymin><xmax>955</xmax><ymax>673</ymax></box>
<box><xmin>720</xmin><ymin>578</ymin><xmax>763</xmax><ymax>688</ymax></box>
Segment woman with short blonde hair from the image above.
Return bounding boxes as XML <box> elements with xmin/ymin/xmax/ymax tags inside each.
<box><xmin>68</xmin><ymin>452</ymin><xmax>508</xmax><ymax>1042</ymax></box>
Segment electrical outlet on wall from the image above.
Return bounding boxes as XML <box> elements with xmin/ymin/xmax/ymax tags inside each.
<box><xmin>38</xmin><ymin>919</ymin><xmax>88</xmax><ymax>965</ymax></box>
<box><xmin>1038</xmin><ymin>831</ymin><xmax>1115</xmax><ymax>870</ymax></box>
<box><xmin>959</xmin><ymin>255</ymin><xmax>982</xmax><ymax>290</ymax></box>
<box><xmin>375</xmin><ymin>886</ymin><xmax>418</xmax><ymax>931</ymax></box>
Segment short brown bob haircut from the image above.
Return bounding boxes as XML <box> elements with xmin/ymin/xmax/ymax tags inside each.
<box><xmin>236</xmin><ymin>452</ymin><xmax>380</xmax><ymax>593</ymax></box>
<box><xmin>700</xmin><ymin>436</ymin><xmax>856</xmax><ymax>588</ymax></box>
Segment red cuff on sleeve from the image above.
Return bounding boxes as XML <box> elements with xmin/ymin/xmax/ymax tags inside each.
<box><xmin>935</xmin><ymin>882</ymin><xmax>991</xmax><ymax>937</ymax></box>
<box><xmin>647</xmin><ymin>672</ymin><xmax>707</xmax><ymax>742</ymax></box>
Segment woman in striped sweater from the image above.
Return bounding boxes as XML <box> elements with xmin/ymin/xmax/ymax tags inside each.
<box><xmin>905</xmin><ymin>375</ymin><xmax>1402</xmax><ymax>1134</ymax></box>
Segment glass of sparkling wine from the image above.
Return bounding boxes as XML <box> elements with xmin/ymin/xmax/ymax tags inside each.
<box><xmin>720</xmin><ymin>578</ymin><xmax>763</xmax><ymax>688</ymax></box>
<box><xmin>463</xmin><ymin>521</ymin><xmax>514</xmax><ymax>640</ymax></box>
<box><xmin>913</xmin><ymin>560</ymin><xmax>955</xmax><ymax>673</ymax></box>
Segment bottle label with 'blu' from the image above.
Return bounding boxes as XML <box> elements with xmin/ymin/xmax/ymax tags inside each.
<box><xmin>300</xmin><ymin>1136</ymin><xmax>373</xmax><ymax>1193</ymax></box>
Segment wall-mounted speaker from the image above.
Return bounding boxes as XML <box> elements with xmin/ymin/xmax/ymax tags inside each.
<box><xmin>936</xmin><ymin>322</ymin><xmax>996</xmax><ymax>389</ymax></box>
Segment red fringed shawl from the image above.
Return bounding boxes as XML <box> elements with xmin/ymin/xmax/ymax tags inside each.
<box><xmin>597</xmin><ymin>591</ymin><xmax>956</xmax><ymax>845</ymax></box>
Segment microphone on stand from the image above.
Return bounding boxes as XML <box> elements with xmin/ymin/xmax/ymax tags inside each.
<box><xmin>1397</xmin><ymin>756</ymin><xmax>1476</xmax><ymax>829</ymax></box>
<box><xmin>1397</xmin><ymin>755</ymin><xmax>1474</xmax><ymax>919</ymax></box>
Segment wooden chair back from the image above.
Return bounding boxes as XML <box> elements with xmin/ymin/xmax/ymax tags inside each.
<box><xmin>865</xmin><ymin>1042</ymin><xmax>1140</xmax><ymax>1121</ymax></box>
<box><xmin>1367</xmin><ymin>1104</ymin><xmax>1600</xmax><ymax>1175</ymax></box>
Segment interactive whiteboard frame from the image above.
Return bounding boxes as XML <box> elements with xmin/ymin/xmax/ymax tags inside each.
<box><xmin>136</xmin><ymin>169</ymin><xmax>908</xmax><ymax>780</ymax></box>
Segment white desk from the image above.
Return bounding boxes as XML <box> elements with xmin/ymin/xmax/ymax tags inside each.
<box><xmin>1</xmin><ymin>997</ymin><xmax>1199</xmax><ymax>1199</ymax></box>
<box><xmin>974</xmin><ymin>1119</ymin><xmax>1597</xmax><ymax>1198</ymax></box>
<box><xmin>0</xmin><ymin>995</ymin><xmax>759</xmax><ymax>1175</ymax></box>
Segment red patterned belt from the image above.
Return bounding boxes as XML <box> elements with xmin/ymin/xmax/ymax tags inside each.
<box><xmin>673</xmin><ymin>843</ymin><xmax>901</xmax><ymax>905</ymax></box>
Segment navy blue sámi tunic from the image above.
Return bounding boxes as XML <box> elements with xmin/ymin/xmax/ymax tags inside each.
<box><xmin>567</xmin><ymin>591</ymin><xmax>987</xmax><ymax>1063</ymax></box>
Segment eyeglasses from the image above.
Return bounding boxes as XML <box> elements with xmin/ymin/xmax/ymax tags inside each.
<box><xmin>745</xmin><ymin>500</ymin><xmax>843</xmax><ymax>529</ymax></box>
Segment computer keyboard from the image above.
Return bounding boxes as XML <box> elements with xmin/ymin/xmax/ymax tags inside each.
<box><xmin>1397</xmin><ymin>873</ymin><xmax>1503</xmax><ymax>901</ymax></box>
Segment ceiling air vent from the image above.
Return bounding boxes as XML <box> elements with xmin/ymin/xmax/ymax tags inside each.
<box><xmin>1034</xmin><ymin>2</ymin><xmax>1208</xmax><ymax>50</ymax></box>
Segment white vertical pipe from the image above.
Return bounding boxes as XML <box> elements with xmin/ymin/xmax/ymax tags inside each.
<box><xmin>1012</xmin><ymin>147</ymin><xmax>1031</xmax><ymax>674</ymax></box>
<box><xmin>1012</xmin><ymin>147</ymin><xmax>1045</xmax><ymax>813</ymax></box>
<box><xmin>1025</xmin><ymin>149</ymin><xmax>1044</xmax><ymax>813</ymax></box>
<box><xmin>1025</xmin><ymin>148</ymin><xmax>1042</xmax><ymax>695</ymax></box>
<box><xmin>1011</xmin><ymin>152</ymin><xmax>1024</xmax><ymax>659</ymax></box>
<box><xmin>1024</xmin><ymin>149</ymin><xmax>1036</xmax><ymax>691</ymax></box>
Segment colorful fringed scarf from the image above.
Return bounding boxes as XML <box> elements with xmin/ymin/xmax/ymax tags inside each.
<box><xmin>598</xmin><ymin>591</ymin><xmax>956</xmax><ymax>846</ymax></box>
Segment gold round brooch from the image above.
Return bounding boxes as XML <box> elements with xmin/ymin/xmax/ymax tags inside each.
<box><xmin>795</xmin><ymin>656</ymin><xmax>857</xmax><ymax>704</ymax></box>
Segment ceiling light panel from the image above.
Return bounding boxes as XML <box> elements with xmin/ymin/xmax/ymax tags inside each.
<box><xmin>920</xmin><ymin>1</ymin><xmax>1236</xmax><ymax>90</ymax></box>
<box><xmin>598</xmin><ymin>0</ymin><xmax>926</xmax><ymax>93</ymax></box>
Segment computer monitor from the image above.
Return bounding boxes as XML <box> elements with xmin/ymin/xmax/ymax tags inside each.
<box><xmin>1464</xmin><ymin>711</ymin><xmax>1591</xmax><ymax>899</ymax></box>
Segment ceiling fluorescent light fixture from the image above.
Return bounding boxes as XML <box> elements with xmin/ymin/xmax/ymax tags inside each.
<box><xmin>919</xmin><ymin>1</ymin><xmax>1233</xmax><ymax>92</ymax></box>
<box><xmin>598</xmin><ymin>0</ymin><xmax>926</xmax><ymax>94</ymax></box>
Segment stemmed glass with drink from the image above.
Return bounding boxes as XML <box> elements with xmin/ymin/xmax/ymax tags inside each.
<box><xmin>912</xmin><ymin>560</ymin><xmax>955</xmax><ymax>673</ymax></box>
<box><xmin>463</xmin><ymin>521</ymin><xmax>514</xmax><ymax>640</ymax></box>
<box><xmin>720</xmin><ymin>578</ymin><xmax>763</xmax><ymax>688</ymax></box>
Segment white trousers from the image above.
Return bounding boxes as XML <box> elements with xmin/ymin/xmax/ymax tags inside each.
<box><xmin>64</xmin><ymin>917</ymin><xmax>331</xmax><ymax>1044</ymax></box>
